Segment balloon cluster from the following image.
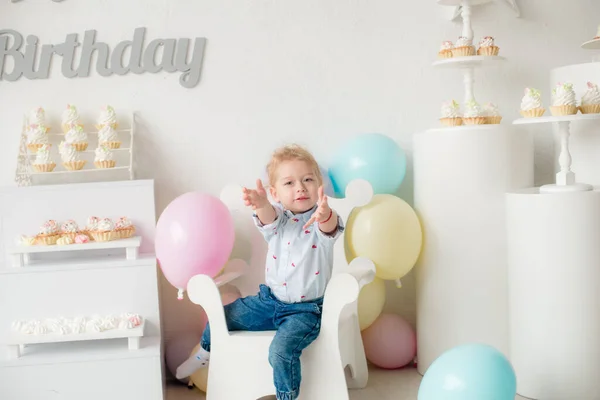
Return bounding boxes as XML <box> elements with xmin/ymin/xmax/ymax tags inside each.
<box><xmin>326</xmin><ymin>133</ymin><xmax>422</xmax><ymax>369</ymax></box>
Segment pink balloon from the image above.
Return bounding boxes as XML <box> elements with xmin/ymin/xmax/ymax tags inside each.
<box><xmin>156</xmin><ymin>192</ymin><xmax>235</xmax><ymax>296</ymax></box>
<box><xmin>361</xmin><ymin>313</ymin><xmax>416</xmax><ymax>369</ymax></box>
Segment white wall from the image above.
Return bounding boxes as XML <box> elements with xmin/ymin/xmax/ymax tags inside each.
<box><xmin>1</xmin><ymin>0</ymin><xmax>598</xmax><ymax>344</ymax></box>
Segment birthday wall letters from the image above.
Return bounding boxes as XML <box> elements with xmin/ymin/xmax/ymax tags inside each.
<box><xmin>0</xmin><ymin>27</ymin><xmax>207</xmax><ymax>88</ymax></box>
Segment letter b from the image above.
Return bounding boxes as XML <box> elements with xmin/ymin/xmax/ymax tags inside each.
<box><xmin>0</xmin><ymin>29</ymin><xmax>25</xmax><ymax>82</ymax></box>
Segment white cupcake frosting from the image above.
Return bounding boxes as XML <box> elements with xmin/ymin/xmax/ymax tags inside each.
<box><xmin>39</xmin><ymin>219</ymin><xmax>59</xmax><ymax>235</ymax></box>
<box><xmin>464</xmin><ymin>100</ymin><xmax>483</xmax><ymax>118</ymax></box>
<box><xmin>59</xmin><ymin>141</ymin><xmax>80</xmax><ymax>162</ymax></box>
<box><xmin>581</xmin><ymin>82</ymin><xmax>600</xmax><ymax>105</ymax></box>
<box><xmin>33</xmin><ymin>144</ymin><xmax>53</xmax><ymax>165</ymax></box>
<box><xmin>26</xmin><ymin>125</ymin><xmax>49</xmax><ymax>144</ymax></box>
<box><xmin>95</xmin><ymin>145</ymin><xmax>113</xmax><ymax>162</ymax></box>
<box><xmin>97</xmin><ymin>217</ymin><xmax>114</xmax><ymax>232</ymax></box>
<box><xmin>551</xmin><ymin>82</ymin><xmax>576</xmax><ymax>107</ymax></box>
<box><xmin>29</xmin><ymin>107</ymin><xmax>46</xmax><ymax>126</ymax></box>
<box><xmin>62</xmin><ymin>104</ymin><xmax>80</xmax><ymax>126</ymax></box>
<box><xmin>61</xmin><ymin>219</ymin><xmax>79</xmax><ymax>233</ymax></box>
<box><xmin>116</xmin><ymin>217</ymin><xmax>133</xmax><ymax>229</ymax></box>
<box><xmin>87</xmin><ymin>216</ymin><xmax>100</xmax><ymax>231</ymax></box>
<box><xmin>479</xmin><ymin>36</ymin><xmax>495</xmax><ymax>47</ymax></box>
<box><xmin>521</xmin><ymin>88</ymin><xmax>543</xmax><ymax>111</ymax></box>
<box><xmin>12</xmin><ymin>314</ymin><xmax>143</xmax><ymax>335</ymax></box>
<box><xmin>484</xmin><ymin>102</ymin><xmax>501</xmax><ymax>116</ymax></box>
<box><xmin>65</xmin><ymin>125</ymin><xmax>87</xmax><ymax>144</ymax></box>
<box><xmin>440</xmin><ymin>100</ymin><xmax>461</xmax><ymax>118</ymax></box>
<box><xmin>455</xmin><ymin>36</ymin><xmax>473</xmax><ymax>47</ymax></box>
<box><xmin>97</xmin><ymin>105</ymin><xmax>117</xmax><ymax>126</ymax></box>
<box><xmin>98</xmin><ymin>125</ymin><xmax>119</xmax><ymax>142</ymax></box>
<box><xmin>439</xmin><ymin>41</ymin><xmax>453</xmax><ymax>51</ymax></box>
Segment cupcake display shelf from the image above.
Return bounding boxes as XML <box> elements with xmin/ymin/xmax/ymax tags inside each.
<box><xmin>581</xmin><ymin>38</ymin><xmax>600</xmax><ymax>50</ymax></box>
<box><xmin>514</xmin><ymin>113</ymin><xmax>600</xmax><ymax>194</ymax></box>
<box><xmin>7</xmin><ymin>319</ymin><xmax>145</xmax><ymax>359</ymax></box>
<box><xmin>437</xmin><ymin>0</ymin><xmax>491</xmax><ymax>6</ymax></box>
<box><xmin>15</xmin><ymin>112</ymin><xmax>137</xmax><ymax>187</ymax></box>
<box><xmin>6</xmin><ymin>235</ymin><xmax>142</xmax><ymax>268</ymax></box>
<box><xmin>432</xmin><ymin>55</ymin><xmax>505</xmax><ymax>69</ymax></box>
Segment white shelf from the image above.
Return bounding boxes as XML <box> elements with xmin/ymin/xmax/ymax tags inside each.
<box><xmin>513</xmin><ymin>113</ymin><xmax>600</xmax><ymax>125</ymax></box>
<box><xmin>24</xmin><ymin>166</ymin><xmax>129</xmax><ymax>176</ymax></box>
<box><xmin>437</xmin><ymin>0</ymin><xmax>492</xmax><ymax>5</ymax></box>
<box><xmin>0</xmin><ymin>336</ymin><xmax>160</xmax><ymax>368</ymax></box>
<box><xmin>432</xmin><ymin>55</ymin><xmax>506</xmax><ymax>69</ymax></box>
<box><xmin>6</xmin><ymin>236</ymin><xmax>142</xmax><ymax>268</ymax></box>
<box><xmin>581</xmin><ymin>38</ymin><xmax>600</xmax><ymax>50</ymax></box>
<box><xmin>8</xmin><ymin>320</ymin><xmax>145</xmax><ymax>347</ymax></box>
<box><xmin>0</xmin><ymin>253</ymin><xmax>156</xmax><ymax>274</ymax></box>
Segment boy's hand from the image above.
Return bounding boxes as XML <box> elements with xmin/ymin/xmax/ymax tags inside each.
<box><xmin>242</xmin><ymin>179</ymin><xmax>270</xmax><ymax>210</ymax></box>
<box><xmin>303</xmin><ymin>186</ymin><xmax>331</xmax><ymax>229</ymax></box>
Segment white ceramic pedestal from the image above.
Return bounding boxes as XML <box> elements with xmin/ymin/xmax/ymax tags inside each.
<box><xmin>550</xmin><ymin>62</ymin><xmax>600</xmax><ymax>185</ymax></box>
<box><xmin>413</xmin><ymin>124</ymin><xmax>534</xmax><ymax>374</ymax></box>
<box><xmin>506</xmin><ymin>188</ymin><xmax>600</xmax><ymax>400</ymax></box>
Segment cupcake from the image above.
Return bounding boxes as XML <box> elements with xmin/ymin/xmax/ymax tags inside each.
<box><xmin>59</xmin><ymin>141</ymin><xmax>86</xmax><ymax>171</ymax></box>
<box><xmin>98</xmin><ymin>125</ymin><xmax>121</xmax><ymax>149</ymax></box>
<box><xmin>57</xmin><ymin>236</ymin><xmax>74</xmax><ymax>246</ymax></box>
<box><xmin>65</xmin><ymin>125</ymin><xmax>88</xmax><ymax>151</ymax></box>
<box><xmin>36</xmin><ymin>220</ymin><xmax>60</xmax><ymax>245</ymax></box>
<box><xmin>463</xmin><ymin>100</ymin><xmax>486</xmax><ymax>125</ymax></box>
<box><xmin>438</xmin><ymin>41</ymin><xmax>453</xmax><ymax>59</ymax></box>
<box><xmin>477</xmin><ymin>36</ymin><xmax>499</xmax><ymax>56</ymax></box>
<box><xmin>94</xmin><ymin>145</ymin><xmax>116</xmax><ymax>169</ymax></box>
<box><xmin>85</xmin><ymin>216</ymin><xmax>100</xmax><ymax>237</ymax></box>
<box><xmin>484</xmin><ymin>103</ymin><xmax>502</xmax><ymax>124</ymax></box>
<box><xmin>440</xmin><ymin>100</ymin><xmax>463</xmax><ymax>126</ymax></box>
<box><xmin>452</xmin><ymin>36</ymin><xmax>475</xmax><ymax>57</ymax></box>
<box><xmin>32</xmin><ymin>144</ymin><xmax>56</xmax><ymax>172</ymax></box>
<box><xmin>550</xmin><ymin>82</ymin><xmax>578</xmax><ymax>116</ymax></box>
<box><xmin>28</xmin><ymin>107</ymin><xmax>50</xmax><ymax>133</ymax></box>
<box><xmin>520</xmin><ymin>88</ymin><xmax>545</xmax><ymax>118</ymax></box>
<box><xmin>90</xmin><ymin>218</ymin><xmax>115</xmax><ymax>242</ymax></box>
<box><xmin>95</xmin><ymin>105</ymin><xmax>118</xmax><ymax>130</ymax></box>
<box><xmin>579</xmin><ymin>82</ymin><xmax>600</xmax><ymax>114</ymax></box>
<box><xmin>61</xmin><ymin>104</ymin><xmax>83</xmax><ymax>133</ymax></box>
<box><xmin>115</xmin><ymin>217</ymin><xmax>135</xmax><ymax>239</ymax></box>
<box><xmin>26</xmin><ymin>124</ymin><xmax>50</xmax><ymax>152</ymax></box>
<box><xmin>60</xmin><ymin>219</ymin><xmax>80</xmax><ymax>241</ymax></box>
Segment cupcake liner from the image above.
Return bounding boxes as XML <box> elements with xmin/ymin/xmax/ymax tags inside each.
<box><xmin>452</xmin><ymin>46</ymin><xmax>475</xmax><ymax>57</ymax></box>
<box><xmin>27</xmin><ymin>143</ymin><xmax>48</xmax><ymax>153</ymax></box>
<box><xmin>72</xmin><ymin>142</ymin><xmax>88</xmax><ymax>151</ymax></box>
<box><xmin>62</xmin><ymin>123</ymin><xmax>83</xmax><ymax>133</ymax></box>
<box><xmin>33</xmin><ymin>163</ymin><xmax>56</xmax><ymax>172</ymax></box>
<box><xmin>477</xmin><ymin>46</ymin><xmax>500</xmax><ymax>56</ymax></box>
<box><xmin>95</xmin><ymin>123</ymin><xmax>119</xmax><ymax>130</ymax></box>
<box><xmin>36</xmin><ymin>234</ymin><xmax>60</xmax><ymax>245</ymax></box>
<box><xmin>60</xmin><ymin>232</ymin><xmax>77</xmax><ymax>241</ymax></box>
<box><xmin>63</xmin><ymin>160</ymin><xmax>86</xmax><ymax>171</ymax></box>
<box><xmin>90</xmin><ymin>231</ymin><xmax>115</xmax><ymax>242</ymax></box>
<box><xmin>438</xmin><ymin>50</ymin><xmax>453</xmax><ymax>59</ymax></box>
<box><xmin>463</xmin><ymin>117</ymin><xmax>487</xmax><ymax>125</ymax></box>
<box><xmin>520</xmin><ymin>108</ymin><xmax>546</xmax><ymax>118</ymax></box>
<box><xmin>487</xmin><ymin>116</ymin><xmax>502</xmax><ymax>124</ymax></box>
<box><xmin>579</xmin><ymin>104</ymin><xmax>600</xmax><ymax>114</ymax></box>
<box><xmin>440</xmin><ymin>117</ymin><xmax>463</xmax><ymax>127</ymax></box>
<box><xmin>116</xmin><ymin>226</ymin><xmax>136</xmax><ymax>239</ymax></box>
<box><xmin>550</xmin><ymin>105</ymin><xmax>578</xmax><ymax>116</ymax></box>
<box><xmin>94</xmin><ymin>160</ymin><xmax>116</xmax><ymax>169</ymax></box>
<box><xmin>100</xmin><ymin>141</ymin><xmax>122</xmax><ymax>149</ymax></box>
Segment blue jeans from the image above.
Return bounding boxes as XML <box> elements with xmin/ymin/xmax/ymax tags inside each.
<box><xmin>201</xmin><ymin>284</ymin><xmax>323</xmax><ymax>400</ymax></box>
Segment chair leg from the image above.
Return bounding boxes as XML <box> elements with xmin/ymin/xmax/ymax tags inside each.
<box><xmin>345</xmin><ymin>332</ymin><xmax>368</xmax><ymax>389</ymax></box>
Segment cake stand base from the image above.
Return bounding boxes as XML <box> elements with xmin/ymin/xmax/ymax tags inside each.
<box><xmin>540</xmin><ymin>183</ymin><xmax>594</xmax><ymax>194</ymax></box>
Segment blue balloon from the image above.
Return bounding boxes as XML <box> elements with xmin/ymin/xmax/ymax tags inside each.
<box><xmin>418</xmin><ymin>343</ymin><xmax>517</xmax><ymax>400</ymax></box>
<box><xmin>328</xmin><ymin>133</ymin><xmax>406</xmax><ymax>197</ymax></box>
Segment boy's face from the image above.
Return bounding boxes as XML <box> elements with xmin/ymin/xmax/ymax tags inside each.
<box><xmin>270</xmin><ymin>159</ymin><xmax>320</xmax><ymax>213</ymax></box>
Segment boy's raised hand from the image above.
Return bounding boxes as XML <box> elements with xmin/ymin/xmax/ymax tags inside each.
<box><xmin>303</xmin><ymin>186</ymin><xmax>331</xmax><ymax>229</ymax></box>
<box><xmin>242</xmin><ymin>179</ymin><xmax>270</xmax><ymax>210</ymax></box>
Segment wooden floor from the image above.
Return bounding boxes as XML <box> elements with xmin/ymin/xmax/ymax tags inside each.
<box><xmin>166</xmin><ymin>367</ymin><xmax>527</xmax><ymax>399</ymax></box>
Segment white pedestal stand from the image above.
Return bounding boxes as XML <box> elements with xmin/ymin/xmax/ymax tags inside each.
<box><xmin>550</xmin><ymin>63</ymin><xmax>600</xmax><ymax>185</ymax></box>
<box><xmin>513</xmin><ymin>114</ymin><xmax>600</xmax><ymax>193</ymax></box>
<box><xmin>506</xmin><ymin>188</ymin><xmax>600</xmax><ymax>400</ymax></box>
<box><xmin>413</xmin><ymin>125</ymin><xmax>534</xmax><ymax>374</ymax></box>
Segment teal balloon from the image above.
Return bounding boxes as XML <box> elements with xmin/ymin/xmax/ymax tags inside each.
<box><xmin>328</xmin><ymin>133</ymin><xmax>406</xmax><ymax>197</ymax></box>
<box><xmin>418</xmin><ymin>343</ymin><xmax>517</xmax><ymax>400</ymax></box>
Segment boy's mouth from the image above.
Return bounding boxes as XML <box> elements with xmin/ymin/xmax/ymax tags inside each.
<box><xmin>295</xmin><ymin>197</ymin><xmax>310</xmax><ymax>201</ymax></box>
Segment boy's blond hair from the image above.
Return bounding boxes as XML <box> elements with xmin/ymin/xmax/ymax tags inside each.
<box><xmin>267</xmin><ymin>144</ymin><xmax>322</xmax><ymax>187</ymax></box>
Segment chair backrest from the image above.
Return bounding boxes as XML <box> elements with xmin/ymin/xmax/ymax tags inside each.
<box><xmin>219</xmin><ymin>179</ymin><xmax>374</xmax><ymax>277</ymax></box>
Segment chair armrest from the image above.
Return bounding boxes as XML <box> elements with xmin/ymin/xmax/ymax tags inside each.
<box><xmin>342</xmin><ymin>257</ymin><xmax>376</xmax><ymax>291</ymax></box>
<box><xmin>187</xmin><ymin>274</ymin><xmax>229</xmax><ymax>338</ymax></box>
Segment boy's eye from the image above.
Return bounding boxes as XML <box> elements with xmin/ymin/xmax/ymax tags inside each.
<box><xmin>284</xmin><ymin>181</ymin><xmax>292</xmax><ymax>186</ymax></box>
<box><xmin>304</xmin><ymin>178</ymin><xmax>313</xmax><ymax>182</ymax></box>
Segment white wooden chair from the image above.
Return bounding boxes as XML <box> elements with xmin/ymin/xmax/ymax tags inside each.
<box><xmin>187</xmin><ymin>179</ymin><xmax>376</xmax><ymax>400</ymax></box>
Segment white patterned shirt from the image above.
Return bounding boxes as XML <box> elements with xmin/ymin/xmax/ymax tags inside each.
<box><xmin>253</xmin><ymin>203</ymin><xmax>344</xmax><ymax>303</ymax></box>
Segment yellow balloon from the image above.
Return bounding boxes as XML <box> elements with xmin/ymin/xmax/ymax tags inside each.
<box><xmin>189</xmin><ymin>344</ymin><xmax>209</xmax><ymax>393</ymax></box>
<box><xmin>358</xmin><ymin>277</ymin><xmax>386</xmax><ymax>331</ymax></box>
<box><xmin>346</xmin><ymin>194</ymin><xmax>422</xmax><ymax>281</ymax></box>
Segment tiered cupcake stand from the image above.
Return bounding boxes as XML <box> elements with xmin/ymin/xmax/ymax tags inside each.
<box><xmin>506</xmin><ymin>39</ymin><xmax>600</xmax><ymax>399</ymax></box>
<box><xmin>413</xmin><ymin>0</ymin><xmax>532</xmax><ymax>374</ymax></box>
